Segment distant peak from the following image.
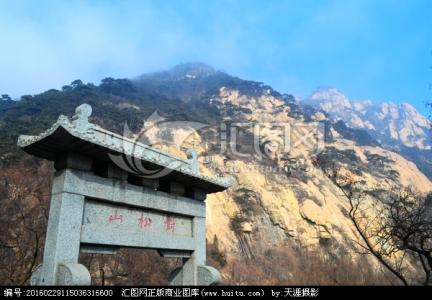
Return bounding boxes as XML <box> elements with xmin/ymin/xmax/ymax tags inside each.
<box><xmin>400</xmin><ymin>102</ymin><xmax>416</xmax><ymax>112</ymax></box>
<box><xmin>170</xmin><ymin>62</ymin><xmax>218</xmax><ymax>77</ymax></box>
<box><xmin>309</xmin><ymin>87</ymin><xmax>351</xmax><ymax>108</ymax></box>
<box><xmin>137</xmin><ymin>62</ymin><xmax>220</xmax><ymax>82</ymax></box>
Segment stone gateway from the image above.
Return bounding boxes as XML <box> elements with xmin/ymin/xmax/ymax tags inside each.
<box><xmin>17</xmin><ymin>104</ymin><xmax>232</xmax><ymax>286</ymax></box>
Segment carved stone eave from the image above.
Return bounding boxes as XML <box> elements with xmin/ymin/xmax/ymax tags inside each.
<box><xmin>17</xmin><ymin>104</ymin><xmax>233</xmax><ymax>193</ymax></box>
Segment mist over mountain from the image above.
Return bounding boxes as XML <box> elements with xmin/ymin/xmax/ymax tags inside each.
<box><xmin>134</xmin><ymin>62</ymin><xmax>283</xmax><ymax>102</ymax></box>
<box><xmin>1</xmin><ymin>63</ymin><xmax>430</xmax><ymax>177</ymax></box>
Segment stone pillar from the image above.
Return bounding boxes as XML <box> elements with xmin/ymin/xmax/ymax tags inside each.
<box><xmin>169</xmin><ymin>216</ymin><xmax>221</xmax><ymax>285</ymax></box>
<box><xmin>31</xmin><ymin>167</ymin><xmax>90</xmax><ymax>285</ymax></box>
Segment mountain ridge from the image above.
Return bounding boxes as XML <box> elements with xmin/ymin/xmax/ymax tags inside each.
<box><xmin>304</xmin><ymin>87</ymin><xmax>432</xmax><ymax>179</ymax></box>
<box><xmin>305</xmin><ymin>87</ymin><xmax>431</xmax><ymax>149</ymax></box>
<box><xmin>1</xmin><ymin>63</ymin><xmax>431</xmax><ymax>284</ymax></box>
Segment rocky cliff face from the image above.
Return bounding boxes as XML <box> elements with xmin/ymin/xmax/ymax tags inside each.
<box><xmin>1</xmin><ymin>63</ymin><xmax>431</xmax><ymax>284</ymax></box>
<box><xmin>307</xmin><ymin>88</ymin><xmax>431</xmax><ymax>150</ymax></box>
<box><xmin>304</xmin><ymin>87</ymin><xmax>432</xmax><ymax>181</ymax></box>
<box><xmin>140</xmin><ymin>82</ymin><xmax>432</xmax><ymax>283</ymax></box>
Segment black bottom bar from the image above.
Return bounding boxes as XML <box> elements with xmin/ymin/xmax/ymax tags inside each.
<box><xmin>1</xmin><ymin>286</ymin><xmax>431</xmax><ymax>299</ymax></box>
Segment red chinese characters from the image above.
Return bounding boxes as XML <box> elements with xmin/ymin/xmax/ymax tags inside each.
<box><xmin>164</xmin><ymin>216</ymin><xmax>176</xmax><ymax>233</ymax></box>
<box><xmin>108</xmin><ymin>209</ymin><xmax>123</xmax><ymax>223</ymax></box>
<box><xmin>138</xmin><ymin>212</ymin><xmax>152</xmax><ymax>229</ymax></box>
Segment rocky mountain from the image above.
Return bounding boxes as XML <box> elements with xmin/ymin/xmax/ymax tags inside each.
<box><xmin>135</xmin><ymin>62</ymin><xmax>284</xmax><ymax>102</ymax></box>
<box><xmin>1</xmin><ymin>63</ymin><xmax>431</xmax><ymax>285</ymax></box>
<box><xmin>304</xmin><ymin>87</ymin><xmax>432</xmax><ymax>179</ymax></box>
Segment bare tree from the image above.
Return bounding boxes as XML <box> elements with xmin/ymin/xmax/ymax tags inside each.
<box><xmin>0</xmin><ymin>160</ymin><xmax>51</xmax><ymax>284</ymax></box>
<box><xmin>385</xmin><ymin>188</ymin><xmax>432</xmax><ymax>285</ymax></box>
<box><xmin>314</xmin><ymin>154</ymin><xmax>432</xmax><ymax>285</ymax></box>
<box><xmin>313</xmin><ymin>156</ymin><xmax>409</xmax><ymax>285</ymax></box>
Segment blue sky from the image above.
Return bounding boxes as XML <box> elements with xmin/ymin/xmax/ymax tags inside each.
<box><xmin>0</xmin><ymin>0</ymin><xmax>431</xmax><ymax>115</ymax></box>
